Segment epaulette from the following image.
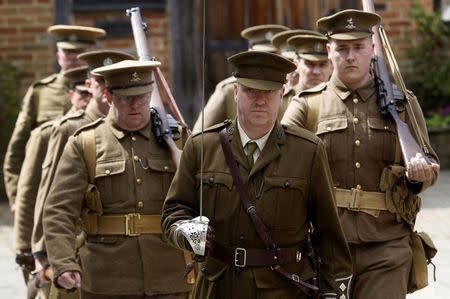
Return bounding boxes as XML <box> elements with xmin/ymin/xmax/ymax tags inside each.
<box><xmin>57</xmin><ymin>109</ymin><xmax>85</xmax><ymax>126</ymax></box>
<box><xmin>33</xmin><ymin>73</ymin><xmax>58</xmax><ymax>87</ymax></box>
<box><xmin>193</xmin><ymin>119</ymin><xmax>232</xmax><ymax>137</ymax></box>
<box><xmin>73</xmin><ymin>117</ymin><xmax>104</xmax><ymax>136</ymax></box>
<box><xmin>217</xmin><ymin>76</ymin><xmax>237</xmax><ymax>89</ymax></box>
<box><xmin>298</xmin><ymin>82</ymin><xmax>327</xmax><ymax>97</ymax></box>
<box><xmin>283</xmin><ymin>123</ymin><xmax>320</xmax><ymax>145</ymax></box>
<box><xmin>38</xmin><ymin>119</ymin><xmax>57</xmax><ymax>131</ymax></box>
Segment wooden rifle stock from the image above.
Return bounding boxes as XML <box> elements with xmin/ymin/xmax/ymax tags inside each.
<box><xmin>362</xmin><ymin>0</ymin><xmax>430</xmax><ymax>164</ymax></box>
<box><xmin>126</xmin><ymin>7</ymin><xmax>187</xmax><ymax>167</ymax></box>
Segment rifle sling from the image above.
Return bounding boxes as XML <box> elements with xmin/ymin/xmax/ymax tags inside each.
<box><xmin>218</xmin><ymin>128</ymin><xmax>319</xmax><ymax>294</ymax></box>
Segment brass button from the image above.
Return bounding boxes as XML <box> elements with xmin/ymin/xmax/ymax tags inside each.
<box><xmin>355</xmin><ymin>162</ymin><xmax>361</xmax><ymax>169</ymax></box>
<box><xmin>137</xmin><ymin>201</ymin><xmax>144</xmax><ymax>208</ymax></box>
<box><xmin>355</xmin><ymin>140</ymin><xmax>361</xmax><ymax>146</ymax></box>
<box><xmin>326</xmin><ymin>126</ymin><xmax>331</xmax><ymax>131</ymax></box>
<box><xmin>384</xmin><ymin>125</ymin><xmax>389</xmax><ymax>130</ymax></box>
<box><xmin>105</xmin><ymin>169</ymin><xmax>111</xmax><ymax>175</ymax></box>
<box><xmin>356</xmin><ymin>184</ymin><xmax>362</xmax><ymax>190</ymax></box>
<box><xmin>353</xmin><ymin>117</ymin><xmax>359</xmax><ymax>124</ymax></box>
<box><xmin>131</xmin><ymin>136</ymin><xmax>137</xmax><ymax>142</ymax></box>
<box><xmin>134</xmin><ymin>155</ymin><xmax>139</xmax><ymax>161</ymax></box>
<box><xmin>208</xmin><ymin>177</ymin><xmax>214</xmax><ymax>184</ymax></box>
<box><xmin>163</xmin><ymin>165</ymin><xmax>169</xmax><ymax>171</ymax></box>
<box><xmin>353</xmin><ymin>98</ymin><xmax>358</xmax><ymax>104</ymax></box>
<box><xmin>136</xmin><ymin>178</ymin><xmax>142</xmax><ymax>184</ymax></box>
<box><xmin>283</xmin><ymin>181</ymin><xmax>290</xmax><ymax>189</ymax></box>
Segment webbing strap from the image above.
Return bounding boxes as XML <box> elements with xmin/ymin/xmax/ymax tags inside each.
<box><xmin>80</xmin><ymin>129</ymin><xmax>96</xmax><ymax>184</ymax></box>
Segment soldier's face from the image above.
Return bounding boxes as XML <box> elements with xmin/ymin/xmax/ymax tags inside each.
<box><xmin>108</xmin><ymin>91</ymin><xmax>151</xmax><ymax>131</ymax></box>
<box><xmin>327</xmin><ymin>37</ymin><xmax>374</xmax><ymax>89</ymax></box>
<box><xmin>57</xmin><ymin>48</ymin><xmax>84</xmax><ymax>71</ymax></box>
<box><xmin>298</xmin><ymin>59</ymin><xmax>333</xmax><ymax>90</ymax></box>
<box><xmin>70</xmin><ymin>89</ymin><xmax>92</xmax><ymax>111</ymax></box>
<box><xmin>234</xmin><ymin>83</ymin><xmax>283</xmax><ymax>137</ymax></box>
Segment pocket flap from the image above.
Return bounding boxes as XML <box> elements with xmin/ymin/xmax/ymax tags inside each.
<box><xmin>316</xmin><ymin>118</ymin><xmax>348</xmax><ymax>135</ymax></box>
<box><xmin>95</xmin><ymin>160</ymin><xmax>126</xmax><ymax>178</ymax></box>
<box><xmin>147</xmin><ymin>158</ymin><xmax>175</xmax><ymax>173</ymax></box>
<box><xmin>368</xmin><ymin>117</ymin><xmax>395</xmax><ymax>133</ymax></box>
<box><xmin>196</xmin><ymin>172</ymin><xmax>233</xmax><ymax>190</ymax></box>
<box><xmin>264</xmin><ymin>176</ymin><xmax>306</xmax><ymax>192</ymax></box>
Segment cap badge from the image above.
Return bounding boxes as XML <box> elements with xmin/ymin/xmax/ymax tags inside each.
<box><xmin>345</xmin><ymin>18</ymin><xmax>356</xmax><ymax>30</ymax></box>
<box><xmin>103</xmin><ymin>57</ymin><xmax>113</xmax><ymax>66</ymax></box>
<box><xmin>314</xmin><ymin>43</ymin><xmax>324</xmax><ymax>52</ymax></box>
<box><xmin>130</xmin><ymin>72</ymin><xmax>141</xmax><ymax>82</ymax></box>
<box><xmin>68</xmin><ymin>34</ymin><xmax>78</xmax><ymax>42</ymax></box>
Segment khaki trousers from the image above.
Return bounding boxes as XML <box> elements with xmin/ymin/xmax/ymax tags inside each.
<box><xmin>81</xmin><ymin>291</ymin><xmax>189</xmax><ymax>299</ymax></box>
<box><xmin>349</xmin><ymin>234</ymin><xmax>412</xmax><ymax>299</ymax></box>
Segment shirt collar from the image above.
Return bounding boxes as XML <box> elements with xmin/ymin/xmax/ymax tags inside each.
<box><xmin>330</xmin><ymin>72</ymin><xmax>375</xmax><ymax>102</ymax></box>
<box><xmin>106</xmin><ymin>115</ymin><xmax>151</xmax><ymax>140</ymax></box>
<box><xmin>237</xmin><ymin>119</ymin><xmax>272</xmax><ymax>152</ymax></box>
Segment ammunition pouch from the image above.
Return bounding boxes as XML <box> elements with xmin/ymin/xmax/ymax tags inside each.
<box><xmin>379</xmin><ymin>165</ymin><xmax>421</xmax><ymax>227</ymax></box>
<box><xmin>408</xmin><ymin>231</ymin><xmax>437</xmax><ymax>293</ymax></box>
<box><xmin>84</xmin><ymin>183</ymin><xmax>103</xmax><ymax>215</ymax></box>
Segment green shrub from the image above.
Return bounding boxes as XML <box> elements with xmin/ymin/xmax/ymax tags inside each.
<box><xmin>406</xmin><ymin>2</ymin><xmax>450</xmax><ymax>125</ymax></box>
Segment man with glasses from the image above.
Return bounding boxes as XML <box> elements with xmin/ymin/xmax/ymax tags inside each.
<box><xmin>43</xmin><ymin>60</ymin><xmax>191</xmax><ymax>298</ymax></box>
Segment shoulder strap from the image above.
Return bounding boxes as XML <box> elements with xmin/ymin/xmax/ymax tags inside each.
<box><xmin>218</xmin><ymin>128</ymin><xmax>318</xmax><ymax>294</ymax></box>
<box><xmin>305</xmin><ymin>93</ymin><xmax>322</xmax><ymax>132</ymax></box>
<box><xmin>79</xmin><ymin>128</ymin><xmax>96</xmax><ymax>184</ymax></box>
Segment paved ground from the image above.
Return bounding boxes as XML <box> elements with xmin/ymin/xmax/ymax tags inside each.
<box><xmin>0</xmin><ymin>171</ymin><xmax>448</xmax><ymax>298</ymax></box>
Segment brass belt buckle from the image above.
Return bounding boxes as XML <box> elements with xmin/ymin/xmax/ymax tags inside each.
<box><xmin>234</xmin><ymin>247</ymin><xmax>247</xmax><ymax>267</ymax></box>
<box><xmin>125</xmin><ymin>213</ymin><xmax>141</xmax><ymax>236</ymax></box>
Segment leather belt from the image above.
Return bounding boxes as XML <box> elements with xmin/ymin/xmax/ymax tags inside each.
<box><xmin>83</xmin><ymin>213</ymin><xmax>162</xmax><ymax>236</ymax></box>
<box><xmin>210</xmin><ymin>242</ymin><xmax>303</xmax><ymax>268</ymax></box>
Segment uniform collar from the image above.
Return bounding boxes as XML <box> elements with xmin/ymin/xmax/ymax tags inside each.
<box><xmin>237</xmin><ymin>120</ymin><xmax>272</xmax><ymax>153</ymax></box>
<box><xmin>283</xmin><ymin>82</ymin><xmax>302</xmax><ymax>96</ymax></box>
<box><xmin>106</xmin><ymin>115</ymin><xmax>151</xmax><ymax>140</ymax></box>
<box><xmin>330</xmin><ymin>72</ymin><xmax>375</xmax><ymax>102</ymax></box>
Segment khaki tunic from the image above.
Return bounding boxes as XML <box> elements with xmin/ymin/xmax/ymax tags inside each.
<box><xmin>14</xmin><ymin>121</ymin><xmax>55</xmax><ymax>251</ymax></box>
<box><xmin>162</xmin><ymin>120</ymin><xmax>352</xmax><ymax>299</ymax></box>
<box><xmin>282</xmin><ymin>73</ymin><xmax>439</xmax><ymax>243</ymax></box>
<box><xmin>32</xmin><ymin>102</ymin><xmax>104</xmax><ymax>254</ymax></box>
<box><xmin>192</xmin><ymin>77</ymin><xmax>295</xmax><ymax>134</ymax></box>
<box><xmin>3</xmin><ymin>72</ymin><xmax>70</xmax><ymax>205</ymax></box>
<box><xmin>43</xmin><ymin>116</ymin><xmax>190</xmax><ymax>296</ymax></box>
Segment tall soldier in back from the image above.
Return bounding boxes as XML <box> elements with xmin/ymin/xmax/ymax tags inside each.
<box><xmin>3</xmin><ymin>25</ymin><xmax>105</xmax><ymax>211</ymax></box>
<box><xmin>282</xmin><ymin>9</ymin><xmax>440</xmax><ymax>299</ymax></box>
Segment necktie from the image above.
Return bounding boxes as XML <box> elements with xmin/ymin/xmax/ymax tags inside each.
<box><xmin>245</xmin><ymin>142</ymin><xmax>258</xmax><ymax>168</ymax></box>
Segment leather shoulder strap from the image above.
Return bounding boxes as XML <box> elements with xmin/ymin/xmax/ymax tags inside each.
<box><xmin>79</xmin><ymin>128</ymin><xmax>96</xmax><ymax>184</ymax></box>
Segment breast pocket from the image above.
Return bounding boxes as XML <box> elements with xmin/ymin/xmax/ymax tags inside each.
<box><xmin>260</xmin><ymin>176</ymin><xmax>307</xmax><ymax>230</ymax></box>
<box><xmin>316</xmin><ymin>117</ymin><xmax>348</xmax><ymax>162</ymax></box>
<box><xmin>95</xmin><ymin>159</ymin><xmax>126</xmax><ymax>204</ymax></box>
<box><xmin>368</xmin><ymin>117</ymin><xmax>396</xmax><ymax>163</ymax></box>
<box><xmin>146</xmin><ymin>158</ymin><xmax>176</xmax><ymax>200</ymax></box>
<box><xmin>196</xmin><ymin>172</ymin><xmax>234</xmax><ymax>224</ymax></box>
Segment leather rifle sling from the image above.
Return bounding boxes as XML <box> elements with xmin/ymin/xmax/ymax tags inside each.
<box><xmin>218</xmin><ymin>128</ymin><xmax>319</xmax><ymax>295</ymax></box>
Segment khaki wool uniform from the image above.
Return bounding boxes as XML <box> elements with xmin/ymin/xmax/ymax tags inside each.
<box><xmin>32</xmin><ymin>103</ymin><xmax>104</xmax><ymax>255</ymax></box>
<box><xmin>3</xmin><ymin>73</ymin><xmax>71</xmax><ymax>205</ymax></box>
<box><xmin>43</xmin><ymin>116</ymin><xmax>191</xmax><ymax>297</ymax></box>
<box><xmin>162</xmin><ymin>119</ymin><xmax>352</xmax><ymax>298</ymax></box>
<box><xmin>282</xmin><ymin>73</ymin><xmax>439</xmax><ymax>298</ymax></box>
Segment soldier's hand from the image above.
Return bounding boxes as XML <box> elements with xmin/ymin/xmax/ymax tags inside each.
<box><xmin>34</xmin><ymin>255</ymin><xmax>51</xmax><ymax>282</ymax></box>
<box><xmin>406</xmin><ymin>154</ymin><xmax>440</xmax><ymax>183</ymax></box>
<box><xmin>56</xmin><ymin>271</ymin><xmax>81</xmax><ymax>290</ymax></box>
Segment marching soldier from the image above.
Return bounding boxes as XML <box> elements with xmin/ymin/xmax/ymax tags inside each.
<box><xmin>192</xmin><ymin>24</ymin><xmax>289</xmax><ymax>133</ymax></box>
<box><xmin>14</xmin><ymin>66</ymin><xmax>92</xmax><ymax>298</ymax></box>
<box><xmin>43</xmin><ymin>60</ymin><xmax>191</xmax><ymax>298</ymax></box>
<box><xmin>3</xmin><ymin>25</ymin><xmax>105</xmax><ymax>211</ymax></box>
<box><xmin>282</xmin><ymin>9</ymin><xmax>440</xmax><ymax>298</ymax></box>
<box><xmin>29</xmin><ymin>51</ymin><xmax>134</xmax><ymax>298</ymax></box>
<box><xmin>162</xmin><ymin>51</ymin><xmax>352</xmax><ymax>299</ymax></box>
<box><xmin>271</xmin><ymin>29</ymin><xmax>331</xmax><ymax>116</ymax></box>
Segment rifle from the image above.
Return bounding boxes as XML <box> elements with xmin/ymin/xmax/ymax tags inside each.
<box><xmin>126</xmin><ymin>7</ymin><xmax>189</xmax><ymax>168</ymax></box>
<box><xmin>362</xmin><ymin>0</ymin><xmax>430</xmax><ymax>164</ymax></box>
